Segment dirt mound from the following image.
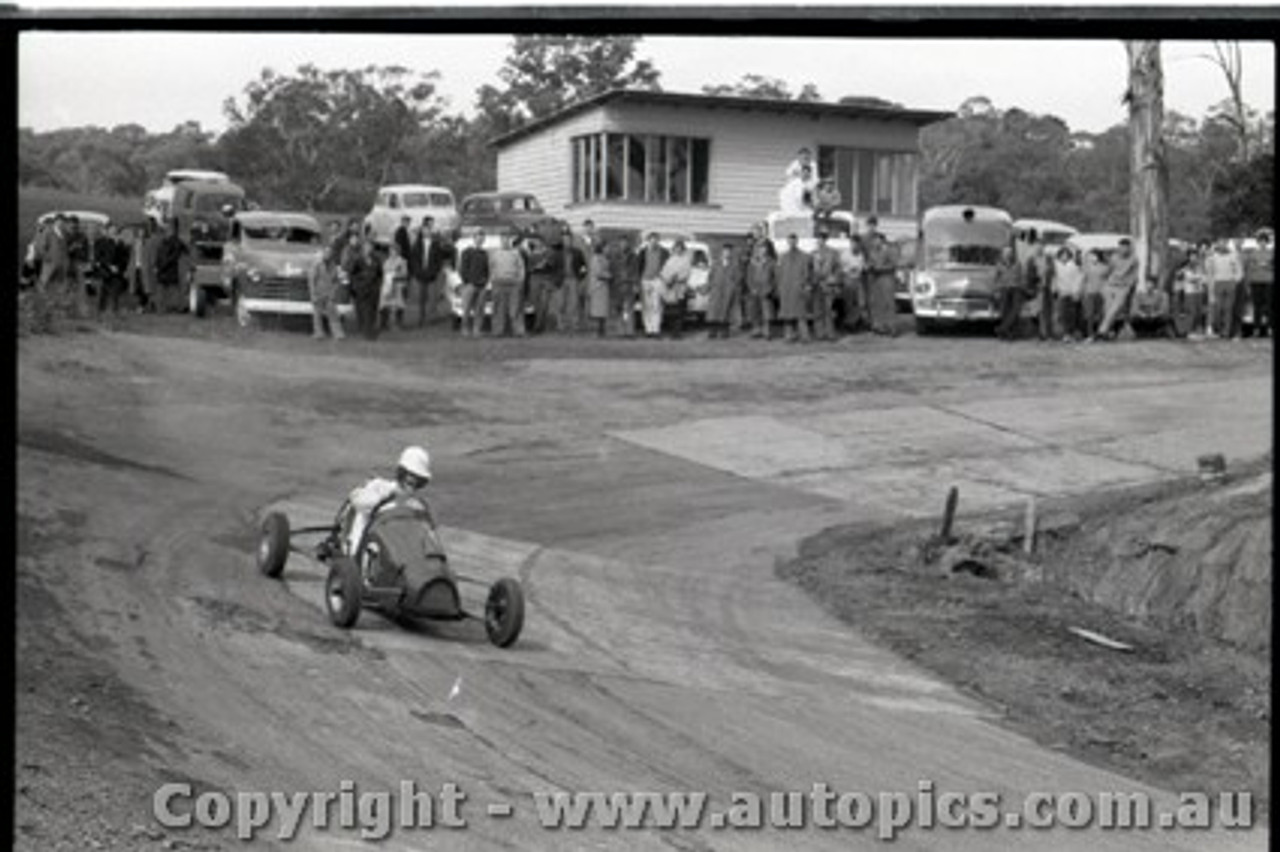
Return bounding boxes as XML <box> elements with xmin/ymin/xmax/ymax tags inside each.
<box><xmin>780</xmin><ymin>470</ymin><xmax>1272</xmax><ymax>817</ymax></box>
<box><xmin>1043</xmin><ymin>471</ymin><xmax>1271</xmax><ymax>654</ymax></box>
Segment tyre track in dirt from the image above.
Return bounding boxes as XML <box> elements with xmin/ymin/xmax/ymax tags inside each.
<box><xmin>18</xmin><ymin>329</ymin><xmax>1270</xmax><ymax>851</ymax></box>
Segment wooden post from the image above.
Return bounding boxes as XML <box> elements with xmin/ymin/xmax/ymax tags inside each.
<box><xmin>1023</xmin><ymin>497</ymin><xmax>1038</xmax><ymax>556</ymax></box>
<box><xmin>940</xmin><ymin>486</ymin><xmax>959</xmax><ymax>542</ymax></box>
<box><xmin>1125</xmin><ymin>41</ymin><xmax>1171</xmax><ymax>296</ymax></box>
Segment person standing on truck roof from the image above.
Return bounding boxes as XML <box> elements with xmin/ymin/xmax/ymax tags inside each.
<box><xmin>785</xmin><ymin>147</ymin><xmax>815</xmax><ymax>183</ymax></box>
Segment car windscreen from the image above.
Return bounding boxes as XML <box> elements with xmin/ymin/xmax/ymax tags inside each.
<box><xmin>370</xmin><ymin>505</ymin><xmax>442</xmax><ymax>565</ymax></box>
<box><xmin>923</xmin><ymin>221</ymin><xmax>1010</xmax><ymax>268</ymax></box>
<box><xmin>244</xmin><ymin>224</ymin><xmax>322</xmax><ymax>245</ymax></box>
<box><xmin>403</xmin><ymin>192</ymin><xmax>453</xmax><ymax>208</ymax></box>
<box><xmin>818</xmin><ymin>219</ymin><xmax>853</xmax><ymax>239</ymax></box>
<box><xmin>501</xmin><ymin>197</ymin><xmax>543</xmax><ymax>213</ymax></box>
<box><xmin>194</xmin><ymin>193</ymin><xmax>245</xmax><ymax>214</ymax></box>
<box><xmin>772</xmin><ymin>216</ymin><xmax>816</xmax><ymax>240</ymax></box>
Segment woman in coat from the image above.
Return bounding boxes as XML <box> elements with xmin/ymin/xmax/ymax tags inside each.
<box><xmin>775</xmin><ymin>233</ymin><xmax>812</xmax><ymax>342</ymax></box>
<box><xmin>587</xmin><ymin>241</ymin><xmax>613</xmax><ymax>337</ymax></box>
<box><xmin>704</xmin><ymin>243</ymin><xmax>741</xmax><ymax>339</ymax></box>
<box><xmin>379</xmin><ymin>241</ymin><xmax>409</xmax><ymax>330</ymax></box>
<box><xmin>746</xmin><ymin>241</ymin><xmax>777</xmax><ymax>339</ymax></box>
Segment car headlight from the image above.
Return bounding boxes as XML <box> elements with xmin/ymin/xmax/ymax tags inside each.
<box><xmin>247</xmin><ymin>268</ymin><xmax>263</xmax><ymax>283</ymax></box>
<box><xmin>912</xmin><ymin>274</ymin><xmax>936</xmax><ymax>297</ymax></box>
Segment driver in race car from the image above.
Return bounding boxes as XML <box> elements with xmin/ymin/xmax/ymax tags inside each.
<box><xmin>341</xmin><ymin>445</ymin><xmax>437</xmax><ymax>562</ymax></box>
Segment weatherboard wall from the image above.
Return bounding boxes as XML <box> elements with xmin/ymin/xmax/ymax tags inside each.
<box><xmin>495</xmin><ymin>100</ymin><xmax>925</xmax><ymax>239</ymax></box>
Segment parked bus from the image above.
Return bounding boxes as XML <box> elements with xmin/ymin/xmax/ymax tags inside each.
<box><xmin>910</xmin><ymin>205</ymin><xmax>1014</xmax><ymax>333</ymax></box>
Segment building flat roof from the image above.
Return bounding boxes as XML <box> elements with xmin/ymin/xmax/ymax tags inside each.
<box><xmin>489</xmin><ymin>88</ymin><xmax>953</xmax><ymax>149</ymax></box>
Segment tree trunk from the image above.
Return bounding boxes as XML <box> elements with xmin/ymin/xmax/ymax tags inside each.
<box><xmin>1126</xmin><ymin>41</ymin><xmax>1171</xmax><ymax>293</ymax></box>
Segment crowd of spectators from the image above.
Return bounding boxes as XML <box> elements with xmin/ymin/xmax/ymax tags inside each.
<box><xmin>22</xmin><ymin>190</ymin><xmax>1271</xmax><ymax>346</ymax></box>
<box><xmin>993</xmin><ymin>229</ymin><xmax>1273</xmax><ymax>343</ymax></box>
<box><xmin>297</xmin><ymin>210</ymin><xmax>915</xmax><ymax>343</ymax></box>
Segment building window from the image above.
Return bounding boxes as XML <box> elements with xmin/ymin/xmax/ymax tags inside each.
<box><xmin>572</xmin><ymin>133</ymin><xmax>710</xmax><ymax>205</ymax></box>
<box><xmin>818</xmin><ymin>145</ymin><xmax>919</xmax><ymax>218</ymax></box>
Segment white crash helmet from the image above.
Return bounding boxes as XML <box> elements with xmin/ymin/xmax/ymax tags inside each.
<box><xmin>397</xmin><ymin>445</ymin><xmax>432</xmax><ymax>484</ymax></box>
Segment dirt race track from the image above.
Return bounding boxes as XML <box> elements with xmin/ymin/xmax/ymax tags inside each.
<box><xmin>16</xmin><ymin>315</ymin><xmax>1273</xmax><ymax>851</ymax></box>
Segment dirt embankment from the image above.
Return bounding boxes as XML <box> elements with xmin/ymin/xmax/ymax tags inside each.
<box><xmin>1041</xmin><ymin>471</ymin><xmax>1271</xmax><ymax>654</ymax></box>
<box><xmin>779</xmin><ymin>470</ymin><xmax>1271</xmax><ymax>820</ymax></box>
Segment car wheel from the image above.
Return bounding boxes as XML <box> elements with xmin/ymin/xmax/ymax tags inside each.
<box><xmin>325</xmin><ymin>556</ymin><xmax>363</xmax><ymax>629</ymax></box>
<box><xmin>484</xmin><ymin>578</ymin><xmax>524</xmax><ymax>648</ymax></box>
<box><xmin>189</xmin><ymin>280</ymin><xmax>208</xmax><ymax>318</ymax></box>
<box><xmin>257</xmin><ymin>512</ymin><xmax>291</xmax><ymax>578</ymax></box>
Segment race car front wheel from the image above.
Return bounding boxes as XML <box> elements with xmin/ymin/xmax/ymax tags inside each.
<box><xmin>325</xmin><ymin>557</ymin><xmax>363</xmax><ymax>629</ymax></box>
<box><xmin>484</xmin><ymin>578</ymin><xmax>524</xmax><ymax>648</ymax></box>
<box><xmin>257</xmin><ymin>512</ymin><xmax>290</xmax><ymax>578</ymax></box>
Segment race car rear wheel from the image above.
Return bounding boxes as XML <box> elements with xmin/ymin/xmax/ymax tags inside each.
<box><xmin>257</xmin><ymin>512</ymin><xmax>290</xmax><ymax>579</ymax></box>
<box><xmin>484</xmin><ymin>578</ymin><xmax>524</xmax><ymax>648</ymax></box>
<box><xmin>325</xmin><ymin>557</ymin><xmax>362</xmax><ymax>629</ymax></box>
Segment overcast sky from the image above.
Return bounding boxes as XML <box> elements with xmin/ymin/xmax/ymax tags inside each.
<box><xmin>18</xmin><ymin>34</ymin><xmax>1275</xmax><ymax>136</ymax></box>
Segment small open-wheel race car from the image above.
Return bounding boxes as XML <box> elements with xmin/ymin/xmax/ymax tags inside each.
<box><xmin>256</xmin><ymin>499</ymin><xmax>524</xmax><ymax>648</ymax></box>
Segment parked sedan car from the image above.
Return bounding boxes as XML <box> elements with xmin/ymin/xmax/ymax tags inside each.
<box><xmin>222</xmin><ymin>211</ymin><xmax>352</xmax><ymax>328</ymax></box>
<box><xmin>364</xmin><ymin>185</ymin><xmax>459</xmax><ymax>246</ymax></box>
<box><xmin>458</xmin><ymin>192</ymin><xmax>565</xmax><ymax>246</ymax></box>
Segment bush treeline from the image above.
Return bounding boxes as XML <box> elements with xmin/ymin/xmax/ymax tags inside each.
<box><xmin>18</xmin><ymin>38</ymin><xmax>1274</xmax><ymax>240</ymax></box>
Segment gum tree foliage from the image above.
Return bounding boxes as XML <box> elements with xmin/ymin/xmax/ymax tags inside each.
<box><xmin>702</xmin><ymin>74</ymin><xmax>823</xmax><ymax>102</ymax></box>
<box><xmin>17</xmin><ymin>122</ymin><xmax>220</xmax><ymax>199</ymax></box>
<box><xmin>475</xmin><ymin>36</ymin><xmax>662</xmax><ymax>139</ymax></box>
<box><xmin>918</xmin><ymin>94</ymin><xmax>1274</xmax><ymax>241</ymax></box>
<box><xmin>219</xmin><ymin>64</ymin><xmax>445</xmax><ymax>210</ymax></box>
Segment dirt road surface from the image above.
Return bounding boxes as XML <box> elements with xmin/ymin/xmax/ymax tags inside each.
<box><xmin>17</xmin><ymin>319</ymin><xmax>1271</xmax><ymax>851</ymax></box>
